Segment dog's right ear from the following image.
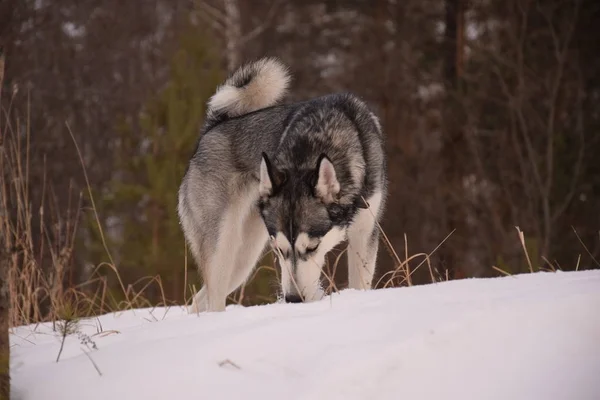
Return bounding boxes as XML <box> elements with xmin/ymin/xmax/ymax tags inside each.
<box><xmin>259</xmin><ymin>152</ymin><xmax>285</xmax><ymax>197</ymax></box>
<box><xmin>314</xmin><ymin>154</ymin><xmax>340</xmax><ymax>204</ymax></box>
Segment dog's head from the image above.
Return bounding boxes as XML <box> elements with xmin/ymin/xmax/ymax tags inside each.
<box><xmin>258</xmin><ymin>152</ymin><xmax>362</xmax><ymax>303</ymax></box>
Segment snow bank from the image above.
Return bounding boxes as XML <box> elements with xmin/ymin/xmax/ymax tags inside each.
<box><xmin>10</xmin><ymin>270</ymin><xmax>600</xmax><ymax>400</ymax></box>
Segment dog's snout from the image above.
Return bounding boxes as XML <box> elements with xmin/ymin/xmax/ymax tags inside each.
<box><xmin>284</xmin><ymin>294</ymin><xmax>303</xmax><ymax>303</ymax></box>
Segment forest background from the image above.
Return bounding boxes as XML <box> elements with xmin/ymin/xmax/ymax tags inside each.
<box><xmin>1</xmin><ymin>0</ymin><xmax>599</xmax><ymax>329</ymax></box>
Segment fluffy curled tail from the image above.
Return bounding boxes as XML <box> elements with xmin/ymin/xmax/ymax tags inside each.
<box><xmin>205</xmin><ymin>57</ymin><xmax>290</xmax><ymax>128</ymax></box>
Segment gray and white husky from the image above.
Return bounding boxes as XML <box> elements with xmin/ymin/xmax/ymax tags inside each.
<box><xmin>178</xmin><ymin>57</ymin><xmax>387</xmax><ymax>312</ymax></box>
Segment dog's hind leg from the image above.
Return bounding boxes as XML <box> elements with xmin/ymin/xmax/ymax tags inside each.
<box><xmin>188</xmin><ymin>287</ymin><xmax>208</xmax><ymax>313</ymax></box>
<box><xmin>189</xmin><ymin>251</ymin><xmax>233</xmax><ymax>313</ymax></box>
<box><xmin>228</xmin><ymin>209</ymin><xmax>269</xmax><ymax>295</ymax></box>
<box><xmin>202</xmin><ymin>186</ymin><xmax>264</xmax><ymax>312</ymax></box>
<box><xmin>186</xmin><ymin>238</ymin><xmax>214</xmax><ymax>314</ymax></box>
<box><xmin>184</xmin><ymin>235</ymin><xmax>210</xmax><ymax>313</ymax></box>
<box><xmin>189</xmin><ymin>213</ymin><xmax>266</xmax><ymax>312</ymax></box>
<box><xmin>202</xmin><ymin>214</ymin><xmax>244</xmax><ymax>312</ymax></box>
<box><xmin>187</xmin><ymin>206</ymin><xmax>244</xmax><ymax>313</ymax></box>
<box><xmin>347</xmin><ymin>191</ymin><xmax>383</xmax><ymax>291</ymax></box>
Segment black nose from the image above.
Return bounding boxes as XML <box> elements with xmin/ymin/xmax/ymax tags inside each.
<box><xmin>285</xmin><ymin>294</ymin><xmax>303</xmax><ymax>303</ymax></box>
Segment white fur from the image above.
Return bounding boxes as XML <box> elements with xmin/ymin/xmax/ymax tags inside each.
<box><xmin>208</xmin><ymin>58</ymin><xmax>290</xmax><ymax>118</ymax></box>
<box><xmin>315</xmin><ymin>226</ymin><xmax>347</xmax><ymax>257</ymax></box>
<box><xmin>294</xmin><ymin>258</ymin><xmax>323</xmax><ymax>302</ymax></box>
<box><xmin>189</xmin><ymin>187</ymin><xmax>268</xmax><ymax>313</ymax></box>
<box><xmin>370</xmin><ymin>112</ymin><xmax>382</xmax><ymax>133</ymax></box>
<box><xmin>315</xmin><ymin>157</ymin><xmax>340</xmax><ymax>203</ymax></box>
<box><xmin>347</xmin><ymin>191</ymin><xmax>383</xmax><ymax>290</ymax></box>
<box><xmin>277</xmin><ymin>226</ymin><xmax>347</xmax><ymax>302</ymax></box>
<box><xmin>274</xmin><ymin>232</ymin><xmax>292</xmax><ymax>255</ymax></box>
<box><xmin>271</xmin><ymin>233</ymin><xmax>292</xmax><ymax>296</ymax></box>
<box><xmin>294</xmin><ymin>232</ymin><xmax>319</xmax><ymax>253</ymax></box>
<box><xmin>278</xmin><ymin>256</ymin><xmax>294</xmax><ymax>298</ymax></box>
<box><xmin>295</xmin><ymin>233</ymin><xmax>310</xmax><ymax>253</ymax></box>
<box><xmin>298</xmin><ymin>226</ymin><xmax>347</xmax><ymax>301</ymax></box>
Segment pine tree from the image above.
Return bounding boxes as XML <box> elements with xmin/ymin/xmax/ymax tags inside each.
<box><xmin>100</xmin><ymin>25</ymin><xmax>222</xmax><ymax>303</ymax></box>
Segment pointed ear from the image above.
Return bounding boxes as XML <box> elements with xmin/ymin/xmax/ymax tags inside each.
<box><xmin>314</xmin><ymin>154</ymin><xmax>340</xmax><ymax>204</ymax></box>
<box><xmin>259</xmin><ymin>152</ymin><xmax>285</xmax><ymax>197</ymax></box>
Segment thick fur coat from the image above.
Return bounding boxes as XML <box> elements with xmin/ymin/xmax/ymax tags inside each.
<box><xmin>178</xmin><ymin>57</ymin><xmax>387</xmax><ymax>312</ymax></box>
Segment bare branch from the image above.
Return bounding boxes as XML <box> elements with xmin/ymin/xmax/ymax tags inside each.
<box><xmin>197</xmin><ymin>0</ymin><xmax>226</xmax><ymax>24</ymax></box>
<box><xmin>552</xmin><ymin>62</ymin><xmax>586</xmax><ymax>223</ymax></box>
<box><xmin>239</xmin><ymin>0</ymin><xmax>282</xmax><ymax>46</ymax></box>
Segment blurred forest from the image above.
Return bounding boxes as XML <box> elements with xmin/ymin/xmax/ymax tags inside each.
<box><xmin>1</xmin><ymin>0</ymin><xmax>599</xmax><ymax>321</ymax></box>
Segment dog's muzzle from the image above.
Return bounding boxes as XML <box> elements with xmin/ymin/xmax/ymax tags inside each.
<box><xmin>284</xmin><ymin>294</ymin><xmax>303</xmax><ymax>303</ymax></box>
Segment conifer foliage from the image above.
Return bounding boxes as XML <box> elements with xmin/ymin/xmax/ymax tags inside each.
<box><xmin>100</xmin><ymin>26</ymin><xmax>222</xmax><ymax>302</ymax></box>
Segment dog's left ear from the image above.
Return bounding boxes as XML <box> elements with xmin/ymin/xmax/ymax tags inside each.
<box><xmin>314</xmin><ymin>154</ymin><xmax>340</xmax><ymax>204</ymax></box>
<box><xmin>260</xmin><ymin>152</ymin><xmax>285</xmax><ymax>197</ymax></box>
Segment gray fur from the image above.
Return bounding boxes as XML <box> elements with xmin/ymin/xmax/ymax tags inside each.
<box><xmin>178</xmin><ymin>57</ymin><xmax>387</xmax><ymax>312</ymax></box>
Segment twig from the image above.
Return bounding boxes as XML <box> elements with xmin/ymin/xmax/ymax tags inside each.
<box><xmin>56</xmin><ymin>329</ymin><xmax>67</xmax><ymax>363</ymax></box>
<box><xmin>218</xmin><ymin>359</ymin><xmax>241</xmax><ymax>370</ymax></box>
<box><xmin>515</xmin><ymin>226</ymin><xmax>534</xmax><ymax>273</ymax></box>
<box><xmin>492</xmin><ymin>265</ymin><xmax>512</xmax><ymax>276</ymax></box>
<box><xmin>81</xmin><ymin>347</ymin><xmax>102</xmax><ymax>376</ymax></box>
<box><xmin>572</xmin><ymin>227</ymin><xmax>600</xmax><ymax>268</ymax></box>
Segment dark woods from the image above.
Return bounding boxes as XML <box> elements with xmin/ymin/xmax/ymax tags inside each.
<box><xmin>1</xmin><ymin>0</ymin><xmax>599</xmax><ymax>316</ymax></box>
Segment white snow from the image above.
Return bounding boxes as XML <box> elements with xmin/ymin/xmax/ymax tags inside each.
<box><xmin>10</xmin><ymin>270</ymin><xmax>600</xmax><ymax>400</ymax></box>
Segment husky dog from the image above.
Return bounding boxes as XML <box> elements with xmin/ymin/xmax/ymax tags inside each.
<box><xmin>178</xmin><ymin>57</ymin><xmax>387</xmax><ymax>313</ymax></box>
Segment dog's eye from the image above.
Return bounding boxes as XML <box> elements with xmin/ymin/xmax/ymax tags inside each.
<box><xmin>305</xmin><ymin>243</ymin><xmax>319</xmax><ymax>253</ymax></box>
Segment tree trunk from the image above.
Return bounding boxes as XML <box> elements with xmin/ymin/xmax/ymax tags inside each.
<box><xmin>224</xmin><ymin>0</ymin><xmax>241</xmax><ymax>73</ymax></box>
<box><xmin>441</xmin><ymin>0</ymin><xmax>466</xmax><ymax>279</ymax></box>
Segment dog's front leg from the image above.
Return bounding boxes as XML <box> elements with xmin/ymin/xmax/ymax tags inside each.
<box><xmin>346</xmin><ymin>191</ymin><xmax>383</xmax><ymax>291</ymax></box>
<box><xmin>347</xmin><ymin>229</ymin><xmax>379</xmax><ymax>291</ymax></box>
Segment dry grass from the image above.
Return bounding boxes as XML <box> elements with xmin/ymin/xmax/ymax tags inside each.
<box><xmin>1</xmin><ymin>101</ymin><xmax>168</xmax><ymax>328</ymax></box>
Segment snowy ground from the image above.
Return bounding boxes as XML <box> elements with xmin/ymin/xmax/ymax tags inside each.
<box><xmin>10</xmin><ymin>270</ymin><xmax>600</xmax><ymax>400</ymax></box>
